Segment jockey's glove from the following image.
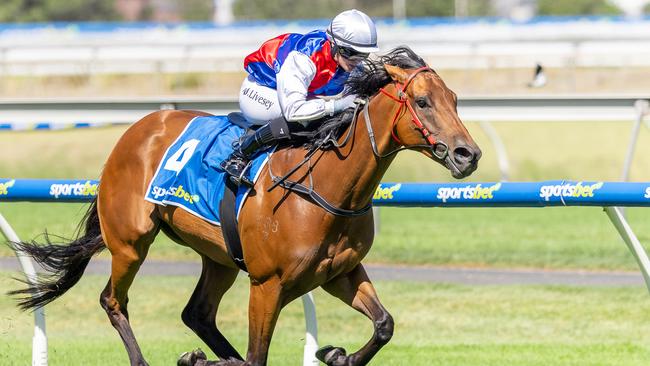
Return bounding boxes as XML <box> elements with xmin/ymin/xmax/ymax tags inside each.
<box><xmin>325</xmin><ymin>94</ymin><xmax>357</xmax><ymax>115</ymax></box>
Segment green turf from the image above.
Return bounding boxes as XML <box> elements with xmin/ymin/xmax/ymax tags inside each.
<box><xmin>1</xmin><ymin>272</ymin><xmax>649</xmax><ymax>365</ymax></box>
<box><xmin>367</xmin><ymin>205</ymin><xmax>650</xmax><ymax>270</ymax></box>
<box><xmin>1</xmin><ymin>202</ymin><xmax>648</xmax><ymax>270</ymax></box>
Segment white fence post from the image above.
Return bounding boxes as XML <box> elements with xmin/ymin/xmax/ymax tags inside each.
<box><xmin>604</xmin><ymin>207</ymin><xmax>650</xmax><ymax>294</ymax></box>
<box><xmin>478</xmin><ymin>120</ymin><xmax>510</xmax><ymax>181</ymax></box>
<box><xmin>621</xmin><ymin>100</ymin><xmax>649</xmax><ymax>182</ymax></box>
<box><xmin>301</xmin><ymin>292</ymin><xmax>319</xmax><ymax>366</ymax></box>
<box><xmin>0</xmin><ymin>212</ymin><xmax>48</xmax><ymax>366</ymax></box>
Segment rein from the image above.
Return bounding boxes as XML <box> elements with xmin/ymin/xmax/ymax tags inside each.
<box><xmin>267</xmin><ymin>102</ymin><xmax>372</xmax><ymax>217</ymax></box>
<box><xmin>267</xmin><ymin>66</ymin><xmax>451</xmax><ymax>217</ymax></box>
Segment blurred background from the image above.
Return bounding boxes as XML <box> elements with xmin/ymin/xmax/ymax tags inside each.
<box><xmin>0</xmin><ymin>0</ymin><xmax>649</xmax><ymax>97</ymax></box>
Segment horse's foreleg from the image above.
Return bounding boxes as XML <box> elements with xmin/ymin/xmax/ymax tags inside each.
<box><xmin>178</xmin><ymin>255</ymin><xmax>243</xmax><ymax>364</ymax></box>
<box><xmin>243</xmin><ymin>279</ymin><xmax>284</xmax><ymax>366</ymax></box>
<box><xmin>318</xmin><ymin>264</ymin><xmax>394</xmax><ymax>366</ymax></box>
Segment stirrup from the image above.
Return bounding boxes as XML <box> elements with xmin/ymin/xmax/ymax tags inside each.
<box><xmin>229</xmin><ymin>169</ymin><xmax>254</xmax><ymax>187</ymax></box>
<box><xmin>222</xmin><ymin>158</ymin><xmax>253</xmax><ymax>187</ymax></box>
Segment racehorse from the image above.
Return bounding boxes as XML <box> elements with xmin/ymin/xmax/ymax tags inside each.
<box><xmin>10</xmin><ymin>48</ymin><xmax>481</xmax><ymax>366</ymax></box>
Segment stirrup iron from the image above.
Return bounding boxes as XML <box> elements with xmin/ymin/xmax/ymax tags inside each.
<box><xmin>229</xmin><ymin>160</ymin><xmax>253</xmax><ymax>187</ymax></box>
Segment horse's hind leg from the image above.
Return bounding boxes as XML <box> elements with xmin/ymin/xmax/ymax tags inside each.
<box><xmin>317</xmin><ymin>264</ymin><xmax>394</xmax><ymax>366</ymax></box>
<box><xmin>178</xmin><ymin>255</ymin><xmax>243</xmax><ymax>364</ymax></box>
<box><xmin>98</xmin><ymin>201</ymin><xmax>159</xmax><ymax>366</ymax></box>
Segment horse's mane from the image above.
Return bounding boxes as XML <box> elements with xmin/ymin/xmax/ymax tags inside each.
<box><xmin>294</xmin><ymin>46</ymin><xmax>429</xmax><ymax>149</ymax></box>
<box><xmin>346</xmin><ymin>46</ymin><xmax>428</xmax><ymax>99</ymax></box>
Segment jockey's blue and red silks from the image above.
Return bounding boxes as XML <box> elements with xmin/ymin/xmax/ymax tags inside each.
<box><xmin>244</xmin><ymin>30</ymin><xmax>349</xmax><ymax>96</ymax></box>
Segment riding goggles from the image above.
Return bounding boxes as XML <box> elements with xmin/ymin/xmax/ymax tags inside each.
<box><xmin>338</xmin><ymin>46</ymin><xmax>370</xmax><ymax>60</ymax></box>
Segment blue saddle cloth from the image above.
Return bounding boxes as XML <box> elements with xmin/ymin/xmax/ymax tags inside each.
<box><xmin>145</xmin><ymin>115</ymin><xmax>271</xmax><ymax>225</ymax></box>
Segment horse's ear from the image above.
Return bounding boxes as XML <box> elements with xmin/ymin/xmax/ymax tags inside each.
<box><xmin>384</xmin><ymin>64</ymin><xmax>409</xmax><ymax>84</ymax></box>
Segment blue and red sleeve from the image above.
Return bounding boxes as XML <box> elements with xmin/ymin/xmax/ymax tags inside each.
<box><xmin>244</xmin><ymin>33</ymin><xmax>292</xmax><ymax>88</ymax></box>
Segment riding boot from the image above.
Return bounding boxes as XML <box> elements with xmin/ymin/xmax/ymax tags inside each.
<box><xmin>221</xmin><ymin>117</ymin><xmax>290</xmax><ymax>186</ymax></box>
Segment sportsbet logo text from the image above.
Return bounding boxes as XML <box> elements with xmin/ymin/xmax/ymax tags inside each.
<box><xmin>539</xmin><ymin>182</ymin><xmax>603</xmax><ymax>202</ymax></box>
<box><xmin>436</xmin><ymin>183</ymin><xmax>501</xmax><ymax>203</ymax></box>
<box><xmin>0</xmin><ymin>179</ymin><xmax>15</xmax><ymax>195</ymax></box>
<box><xmin>373</xmin><ymin>184</ymin><xmax>402</xmax><ymax>200</ymax></box>
<box><xmin>49</xmin><ymin>181</ymin><xmax>98</xmax><ymax>198</ymax></box>
<box><xmin>645</xmin><ymin>187</ymin><xmax>650</xmax><ymax>199</ymax></box>
<box><xmin>151</xmin><ymin>185</ymin><xmax>200</xmax><ymax>204</ymax></box>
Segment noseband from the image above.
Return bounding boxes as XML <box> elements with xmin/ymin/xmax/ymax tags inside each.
<box><xmin>371</xmin><ymin>66</ymin><xmax>449</xmax><ymax>160</ymax></box>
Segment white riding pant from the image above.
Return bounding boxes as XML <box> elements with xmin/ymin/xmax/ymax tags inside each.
<box><xmin>238</xmin><ymin>75</ymin><xmax>283</xmax><ymax>124</ymax></box>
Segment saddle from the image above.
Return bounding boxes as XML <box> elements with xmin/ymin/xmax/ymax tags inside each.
<box><xmin>227</xmin><ymin>112</ymin><xmax>264</xmax><ymax>131</ymax></box>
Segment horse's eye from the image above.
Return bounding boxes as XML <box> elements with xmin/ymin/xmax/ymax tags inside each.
<box><xmin>416</xmin><ymin>98</ymin><xmax>429</xmax><ymax>108</ymax></box>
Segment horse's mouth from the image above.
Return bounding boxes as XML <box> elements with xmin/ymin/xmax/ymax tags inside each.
<box><xmin>421</xmin><ymin>147</ymin><xmax>478</xmax><ymax>179</ymax></box>
<box><xmin>445</xmin><ymin>158</ymin><xmax>463</xmax><ymax>178</ymax></box>
<box><xmin>444</xmin><ymin>155</ymin><xmax>476</xmax><ymax>179</ymax></box>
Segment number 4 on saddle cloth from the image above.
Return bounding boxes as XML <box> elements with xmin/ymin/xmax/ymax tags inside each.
<box><xmin>145</xmin><ymin>114</ymin><xmax>273</xmax><ymax>225</ymax></box>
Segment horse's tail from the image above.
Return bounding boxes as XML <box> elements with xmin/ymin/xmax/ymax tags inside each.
<box><xmin>8</xmin><ymin>198</ymin><xmax>105</xmax><ymax>311</ymax></box>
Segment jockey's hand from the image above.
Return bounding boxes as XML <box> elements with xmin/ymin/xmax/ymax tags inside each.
<box><xmin>332</xmin><ymin>94</ymin><xmax>357</xmax><ymax>113</ymax></box>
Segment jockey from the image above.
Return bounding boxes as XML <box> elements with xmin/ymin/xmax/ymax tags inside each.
<box><xmin>221</xmin><ymin>9</ymin><xmax>380</xmax><ymax>186</ymax></box>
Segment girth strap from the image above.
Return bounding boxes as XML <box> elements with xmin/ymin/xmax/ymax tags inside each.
<box><xmin>218</xmin><ymin>178</ymin><xmax>248</xmax><ymax>272</ymax></box>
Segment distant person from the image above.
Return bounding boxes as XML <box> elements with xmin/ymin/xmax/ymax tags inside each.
<box><xmin>528</xmin><ymin>63</ymin><xmax>547</xmax><ymax>88</ymax></box>
<box><xmin>221</xmin><ymin>9</ymin><xmax>380</xmax><ymax>186</ymax></box>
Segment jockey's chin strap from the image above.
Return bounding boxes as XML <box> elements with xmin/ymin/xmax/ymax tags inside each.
<box><xmin>371</xmin><ymin>66</ymin><xmax>449</xmax><ymax>160</ymax></box>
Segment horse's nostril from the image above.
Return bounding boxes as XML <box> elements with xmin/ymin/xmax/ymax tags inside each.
<box><xmin>453</xmin><ymin>146</ymin><xmax>475</xmax><ymax>164</ymax></box>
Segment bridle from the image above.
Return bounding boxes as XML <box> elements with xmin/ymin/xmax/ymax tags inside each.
<box><xmin>267</xmin><ymin>65</ymin><xmax>456</xmax><ymax>217</ymax></box>
<box><xmin>367</xmin><ymin>66</ymin><xmax>450</xmax><ymax>160</ymax></box>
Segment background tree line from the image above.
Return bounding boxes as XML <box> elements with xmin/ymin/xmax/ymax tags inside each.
<box><xmin>0</xmin><ymin>0</ymin><xmax>642</xmax><ymax>23</ymax></box>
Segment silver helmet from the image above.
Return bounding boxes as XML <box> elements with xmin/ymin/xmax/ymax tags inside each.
<box><xmin>327</xmin><ymin>9</ymin><xmax>379</xmax><ymax>54</ymax></box>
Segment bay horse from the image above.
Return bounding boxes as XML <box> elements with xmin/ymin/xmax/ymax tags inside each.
<box><xmin>11</xmin><ymin>48</ymin><xmax>481</xmax><ymax>366</ymax></box>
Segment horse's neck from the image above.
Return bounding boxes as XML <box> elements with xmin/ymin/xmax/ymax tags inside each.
<box><xmin>315</xmin><ymin>91</ymin><xmax>401</xmax><ymax>209</ymax></box>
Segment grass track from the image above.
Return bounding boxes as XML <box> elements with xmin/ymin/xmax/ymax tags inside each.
<box><xmin>1</xmin><ymin>273</ymin><xmax>650</xmax><ymax>365</ymax></box>
<box><xmin>1</xmin><ymin>202</ymin><xmax>648</xmax><ymax>270</ymax></box>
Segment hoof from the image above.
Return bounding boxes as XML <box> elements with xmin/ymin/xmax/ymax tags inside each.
<box><xmin>316</xmin><ymin>345</ymin><xmax>348</xmax><ymax>366</ymax></box>
<box><xmin>177</xmin><ymin>348</ymin><xmax>207</xmax><ymax>366</ymax></box>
